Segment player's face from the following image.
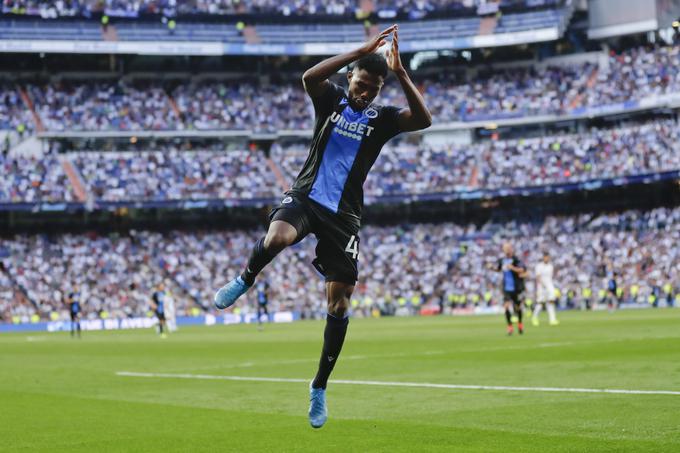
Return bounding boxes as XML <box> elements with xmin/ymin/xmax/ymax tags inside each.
<box><xmin>543</xmin><ymin>254</ymin><xmax>550</xmax><ymax>263</ymax></box>
<box><xmin>347</xmin><ymin>69</ymin><xmax>383</xmax><ymax>110</ymax></box>
<box><xmin>502</xmin><ymin>243</ymin><xmax>513</xmax><ymax>256</ymax></box>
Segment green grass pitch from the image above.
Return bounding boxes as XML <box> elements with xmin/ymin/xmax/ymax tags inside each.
<box><xmin>1</xmin><ymin>309</ymin><xmax>679</xmax><ymax>452</ymax></box>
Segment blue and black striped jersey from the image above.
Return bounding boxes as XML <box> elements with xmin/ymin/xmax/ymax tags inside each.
<box><xmin>291</xmin><ymin>82</ymin><xmax>403</xmax><ymax>225</ymax></box>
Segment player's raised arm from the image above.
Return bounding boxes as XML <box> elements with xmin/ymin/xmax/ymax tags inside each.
<box><xmin>386</xmin><ymin>27</ymin><xmax>432</xmax><ymax>131</ymax></box>
<box><xmin>301</xmin><ymin>25</ymin><xmax>397</xmax><ymax>98</ymax></box>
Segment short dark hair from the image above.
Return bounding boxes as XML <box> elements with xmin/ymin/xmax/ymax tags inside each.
<box><xmin>352</xmin><ymin>53</ymin><xmax>388</xmax><ymax>78</ymax></box>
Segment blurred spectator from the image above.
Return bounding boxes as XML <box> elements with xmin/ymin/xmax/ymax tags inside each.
<box><xmin>1</xmin><ymin>207</ymin><xmax>678</xmax><ymax>321</ymax></box>
<box><xmin>28</xmin><ymin>80</ymin><xmax>181</xmax><ymax>132</ymax></box>
<box><xmin>0</xmin><ymin>152</ymin><xmax>74</xmax><ymax>203</ymax></box>
<box><xmin>72</xmin><ymin>148</ymin><xmax>278</xmax><ymax>201</ymax></box>
<box><xmin>0</xmin><ymin>83</ymin><xmax>33</xmax><ymax>134</ymax></box>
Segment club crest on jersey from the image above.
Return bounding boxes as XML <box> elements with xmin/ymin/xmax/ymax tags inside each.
<box><xmin>365</xmin><ymin>107</ymin><xmax>378</xmax><ymax>118</ymax></box>
<box><xmin>282</xmin><ymin>196</ymin><xmax>293</xmax><ymax>204</ymax></box>
<box><xmin>330</xmin><ymin>111</ymin><xmax>375</xmax><ymax>141</ymax></box>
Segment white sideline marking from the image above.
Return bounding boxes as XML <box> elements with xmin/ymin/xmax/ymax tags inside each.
<box><xmin>116</xmin><ymin>371</ymin><xmax>680</xmax><ymax>396</ymax></box>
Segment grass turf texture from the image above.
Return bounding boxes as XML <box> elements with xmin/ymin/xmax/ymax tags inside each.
<box><xmin>1</xmin><ymin>309</ymin><xmax>678</xmax><ymax>452</ymax></box>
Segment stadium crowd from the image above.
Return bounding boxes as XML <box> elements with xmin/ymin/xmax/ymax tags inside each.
<box><xmin>5</xmin><ymin>44</ymin><xmax>678</xmax><ymax>132</ymax></box>
<box><xmin>71</xmin><ymin>148</ymin><xmax>277</xmax><ymax>201</ymax></box>
<box><xmin>0</xmin><ymin>116</ymin><xmax>677</xmax><ymax>205</ymax></box>
<box><xmin>2</xmin><ymin>0</ymin><xmax>527</xmax><ymax>18</ymax></box>
<box><xmin>0</xmin><ymin>152</ymin><xmax>74</xmax><ymax>203</ymax></box>
<box><xmin>28</xmin><ymin>80</ymin><xmax>181</xmax><ymax>132</ymax></box>
<box><xmin>0</xmin><ymin>83</ymin><xmax>34</xmax><ymax>134</ymax></box>
<box><xmin>2</xmin><ymin>232</ymin><xmax>191</xmax><ymax>322</ymax></box>
<box><xmin>171</xmin><ymin>81</ymin><xmax>311</xmax><ymax>132</ymax></box>
<box><xmin>278</xmin><ymin>119</ymin><xmax>680</xmax><ymax>196</ymax></box>
<box><xmin>1</xmin><ymin>207</ymin><xmax>678</xmax><ymax>323</ymax></box>
<box><xmin>1</xmin><ymin>118</ymin><xmax>677</xmax><ymax>204</ymax></box>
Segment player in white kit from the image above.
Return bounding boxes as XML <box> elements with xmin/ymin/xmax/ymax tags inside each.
<box><xmin>532</xmin><ymin>252</ymin><xmax>559</xmax><ymax>326</ymax></box>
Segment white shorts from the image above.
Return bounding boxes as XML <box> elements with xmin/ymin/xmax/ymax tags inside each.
<box><xmin>537</xmin><ymin>285</ymin><xmax>556</xmax><ymax>303</ymax></box>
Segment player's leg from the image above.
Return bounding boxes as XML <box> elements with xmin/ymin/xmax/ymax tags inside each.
<box><xmin>76</xmin><ymin>314</ymin><xmax>81</xmax><ymax>338</ymax></box>
<box><xmin>215</xmin><ymin>195</ymin><xmax>309</xmax><ymax>309</ymax></box>
<box><xmin>503</xmin><ymin>299</ymin><xmax>514</xmax><ymax>335</ymax></box>
<box><xmin>214</xmin><ymin>220</ymin><xmax>296</xmax><ymax>309</ymax></box>
<box><xmin>309</xmin><ymin>281</ymin><xmax>352</xmax><ymax>429</ymax></box>
<box><xmin>70</xmin><ymin>313</ymin><xmax>75</xmax><ymax>337</ymax></box>
<box><xmin>242</xmin><ymin>220</ymin><xmax>297</xmax><ymax>286</ymax></box>
<box><xmin>157</xmin><ymin>313</ymin><xmax>165</xmax><ymax>336</ymax></box>
<box><xmin>312</xmin><ymin>282</ymin><xmax>352</xmax><ymax>389</ymax></box>
<box><xmin>532</xmin><ymin>298</ymin><xmax>543</xmax><ymax>326</ymax></box>
<box><xmin>308</xmin><ymin>212</ymin><xmax>357</xmax><ymax>428</ymax></box>
<box><xmin>514</xmin><ymin>294</ymin><xmax>524</xmax><ymax>334</ymax></box>
<box><xmin>547</xmin><ymin>299</ymin><xmax>559</xmax><ymax>325</ymax></box>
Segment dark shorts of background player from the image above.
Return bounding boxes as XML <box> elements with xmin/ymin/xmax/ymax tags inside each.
<box><xmin>269</xmin><ymin>191</ymin><xmax>359</xmax><ymax>285</ymax></box>
<box><xmin>503</xmin><ymin>290</ymin><xmax>522</xmax><ymax>306</ymax></box>
<box><xmin>70</xmin><ymin>311</ymin><xmax>79</xmax><ymax>321</ymax></box>
<box><xmin>156</xmin><ymin>310</ymin><xmax>166</xmax><ymax>321</ymax></box>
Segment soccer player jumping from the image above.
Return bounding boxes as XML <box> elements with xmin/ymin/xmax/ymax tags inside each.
<box><xmin>214</xmin><ymin>24</ymin><xmax>431</xmax><ymax>428</ymax></box>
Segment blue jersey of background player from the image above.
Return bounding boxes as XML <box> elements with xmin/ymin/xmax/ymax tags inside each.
<box><xmin>605</xmin><ymin>263</ymin><xmax>619</xmax><ymax>309</ymax></box>
<box><xmin>490</xmin><ymin>242</ymin><xmax>527</xmax><ymax>336</ymax></box>
<box><xmin>151</xmin><ymin>283</ymin><xmax>167</xmax><ymax>338</ymax></box>
<box><xmin>66</xmin><ymin>288</ymin><xmax>82</xmax><ymax>338</ymax></box>
<box><xmin>256</xmin><ymin>280</ymin><xmax>270</xmax><ymax>328</ymax></box>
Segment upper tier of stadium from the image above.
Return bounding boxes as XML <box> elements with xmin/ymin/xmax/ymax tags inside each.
<box><xmin>0</xmin><ymin>1</ymin><xmax>573</xmax><ymax>54</ymax></box>
<box><xmin>1</xmin><ymin>0</ymin><xmax>564</xmax><ymax>20</ymax></box>
<box><xmin>2</xmin><ymin>43</ymin><xmax>679</xmax><ymax>134</ymax></box>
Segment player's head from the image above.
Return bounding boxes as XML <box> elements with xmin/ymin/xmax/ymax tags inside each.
<box><xmin>543</xmin><ymin>251</ymin><xmax>551</xmax><ymax>262</ymax></box>
<box><xmin>502</xmin><ymin>242</ymin><xmax>513</xmax><ymax>257</ymax></box>
<box><xmin>347</xmin><ymin>53</ymin><xmax>388</xmax><ymax>110</ymax></box>
<box><xmin>157</xmin><ymin>282</ymin><xmax>165</xmax><ymax>291</ymax></box>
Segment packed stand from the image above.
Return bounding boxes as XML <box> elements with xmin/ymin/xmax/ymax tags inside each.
<box><xmin>0</xmin><ymin>261</ymin><xmax>36</xmax><ymax>323</ymax></box>
<box><xmin>2</xmin><ymin>232</ymin><xmax>195</xmax><ymax>321</ymax></box>
<box><xmin>0</xmin><ymin>152</ymin><xmax>74</xmax><ymax>203</ymax></box>
<box><xmin>28</xmin><ymin>80</ymin><xmax>181</xmax><ymax>132</ymax></box>
<box><xmin>0</xmin><ymin>83</ymin><xmax>33</xmax><ymax>133</ymax></box>
<box><xmin>274</xmin><ymin>119</ymin><xmax>680</xmax><ymax>197</ymax></box>
<box><xmin>1</xmin><ymin>0</ymin><xmax>545</xmax><ymax>18</ymax></box>
<box><xmin>172</xmin><ymin>81</ymin><xmax>310</xmax><ymax>132</ymax></box>
<box><xmin>1</xmin><ymin>207</ymin><xmax>678</xmax><ymax>322</ymax></box>
<box><xmin>11</xmin><ymin>45</ymin><xmax>680</xmax><ymax>132</ymax></box>
<box><xmin>71</xmin><ymin>148</ymin><xmax>277</xmax><ymax>201</ymax></box>
<box><xmin>3</xmin><ymin>118</ymin><xmax>678</xmax><ymax>204</ymax></box>
<box><xmin>158</xmin><ymin>207</ymin><xmax>680</xmax><ymax>316</ymax></box>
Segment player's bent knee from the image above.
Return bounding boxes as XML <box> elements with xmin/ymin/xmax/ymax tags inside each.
<box><xmin>326</xmin><ymin>283</ymin><xmax>353</xmax><ymax>317</ymax></box>
<box><xmin>264</xmin><ymin>230</ymin><xmax>295</xmax><ymax>253</ymax></box>
<box><xmin>328</xmin><ymin>298</ymin><xmax>350</xmax><ymax>318</ymax></box>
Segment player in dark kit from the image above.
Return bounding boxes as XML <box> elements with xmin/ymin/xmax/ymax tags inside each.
<box><xmin>151</xmin><ymin>283</ymin><xmax>167</xmax><ymax>338</ymax></box>
<box><xmin>255</xmin><ymin>279</ymin><xmax>270</xmax><ymax>330</ymax></box>
<box><xmin>66</xmin><ymin>287</ymin><xmax>82</xmax><ymax>338</ymax></box>
<box><xmin>213</xmin><ymin>24</ymin><xmax>431</xmax><ymax>428</ymax></box>
<box><xmin>491</xmin><ymin>242</ymin><xmax>527</xmax><ymax>335</ymax></box>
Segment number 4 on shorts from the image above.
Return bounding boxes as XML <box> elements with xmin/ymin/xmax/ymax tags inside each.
<box><xmin>345</xmin><ymin>235</ymin><xmax>359</xmax><ymax>259</ymax></box>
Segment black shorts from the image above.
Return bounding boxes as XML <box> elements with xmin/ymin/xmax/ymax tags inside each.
<box><xmin>503</xmin><ymin>291</ymin><xmax>521</xmax><ymax>305</ymax></box>
<box><xmin>156</xmin><ymin>311</ymin><xmax>166</xmax><ymax>321</ymax></box>
<box><xmin>270</xmin><ymin>192</ymin><xmax>360</xmax><ymax>285</ymax></box>
<box><xmin>70</xmin><ymin>312</ymin><xmax>79</xmax><ymax>321</ymax></box>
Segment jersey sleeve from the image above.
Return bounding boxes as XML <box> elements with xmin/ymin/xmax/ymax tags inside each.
<box><xmin>310</xmin><ymin>82</ymin><xmax>345</xmax><ymax>117</ymax></box>
<box><xmin>378</xmin><ymin>106</ymin><xmax>403</xmax><ymax>142</ymax></box>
